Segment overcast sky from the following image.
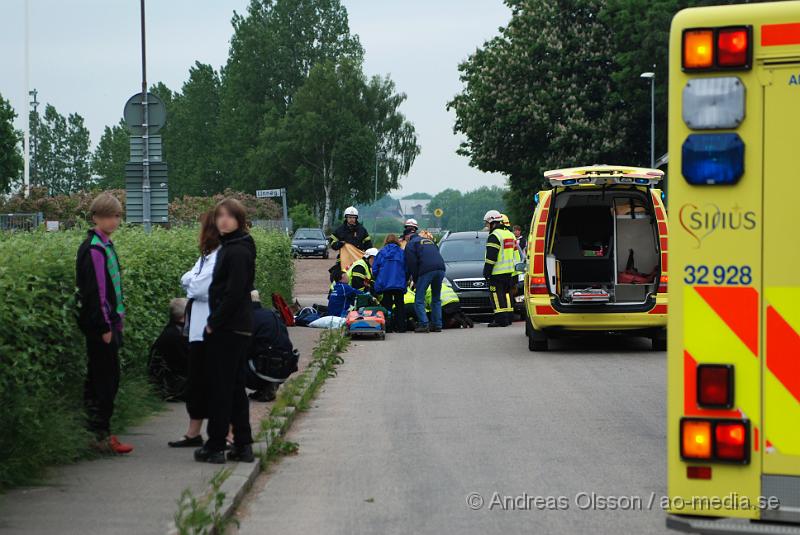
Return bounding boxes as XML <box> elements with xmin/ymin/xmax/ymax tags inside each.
<box><xmin>0</xmin><ymin>0</ymin><xmax>510</xmax><ymax>195</ymax></box>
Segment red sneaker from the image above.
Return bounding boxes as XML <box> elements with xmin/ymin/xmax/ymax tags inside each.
<box><xmin>108</xmin><ymin>436</ymin><xmax>134</xmax><ymax>454</ymax></box>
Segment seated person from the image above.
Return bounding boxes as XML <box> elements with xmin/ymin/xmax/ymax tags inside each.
<box><xmin>248</xmin><ymin>291</ymin><xmax>298</xmax><ymax>402</ymax></box>
<box><xmin>327</xmin><ymin>273</ymin><xmax>366</xmax><ymax>317</ymax></box>
<box><xmin>425</xmin><ymin>282</ymin><xmax>474</xmax><ymax>329</ymax></box>
<box><xmin>148</xmin><ymin>298</ymin><xmax>190</xmax><ymax>401</ymax></box>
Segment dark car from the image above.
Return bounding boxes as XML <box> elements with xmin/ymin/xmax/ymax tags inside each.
<box><xmin>438</xmin><ymin>231</ymin><xmax>525</xmax><ymax>316</ymax></box>
<box><xmin>291</xmin><ymin>228</ymin><xmax>329</xmax><ymax>258</ymax></box>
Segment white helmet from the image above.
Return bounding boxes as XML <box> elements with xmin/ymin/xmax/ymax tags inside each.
<box><xmin>404</xmin><ymin>218</ymin><xmax>419</xmax><ymax>229</ymax></box>
<box><xmin>344</xmin><ymin>206</ymin><xmax>359</xmax><ymax>218</ymax></box>
<box><xmin>483</xmin><ymin>210</ymin><xmax>503</xmax><ymax>223</ymax></box>
<box><xmin>363</xmin><ymin>247</ymin><xmax>379</xmax><ymax>258</ymax></box>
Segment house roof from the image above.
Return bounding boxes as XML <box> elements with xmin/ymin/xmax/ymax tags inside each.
<box><xmin>399</xmin><ymin>199</ymin><xmax>431</xmax><ymax>215</ymax></box>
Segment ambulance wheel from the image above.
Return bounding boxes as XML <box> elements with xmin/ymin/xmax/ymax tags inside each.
<box><xmin>529</xmin><ymin>335</ymin><xmax>548</xmax><ymax>352</ymax></box>
<box><xmin>651</xmin><ymin>336</ymin><xmax>666</xmax><ymax>351</ymax></box>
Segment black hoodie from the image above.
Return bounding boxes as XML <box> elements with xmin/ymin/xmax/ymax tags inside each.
<box><xmin>207</xmin><ymin>229</ymin><xmax>256</xmax><ymax>333</ymax></box>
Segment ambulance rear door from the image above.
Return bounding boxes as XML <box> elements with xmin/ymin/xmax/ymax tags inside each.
<box><xmin>761</xmin><ymin>59</ymin><xmax>800</xmax><ymax>521</ymax></box>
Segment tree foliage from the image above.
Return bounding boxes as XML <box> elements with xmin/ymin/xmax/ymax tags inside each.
<box><xmin>449</xmin><ymin>0</ymin><xmax>766</xmax><ymax>225</ymax></box>
<box><xmin>429</xmin><ymin>186</ymin><xmax>508</xmax><ymax>232</ymax></box>
<box><xmin>0</xmin><ymin>93</ymin><xmax>23</xmax><ymax>194</ymax></box>
<box><xmin>92</xmin><ymin>120</ymin><xmax>129</xmax><ymax>190</ymax></box>
<box><xmin>28</xmin><ymin>103</ymin><xmax>93</xmax><ymax>195</ymax></box>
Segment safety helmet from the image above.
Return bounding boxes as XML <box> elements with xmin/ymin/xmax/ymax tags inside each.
<box><xmin>483</xmin><ymin>210</ymin><xmax>503</xmax><ymax>224</ymax></box>
<box><xmin>404</xmin><ymin>218</ymin><xmax>419</xmax><ymax>229</ymax></box>
<box><xmin>344</xmin><ymin>206</ymin><xmax>359</xmax><ymax>218</ymax></box>
<box><xmin>363</xmin><ymin>247</ymin><xmax>379</xmax><ymax>258</ymax></box>
<box><xmin>501</xmin><ymin>214</ymin><xmax>510</xmax><ymax>226</ymax></box>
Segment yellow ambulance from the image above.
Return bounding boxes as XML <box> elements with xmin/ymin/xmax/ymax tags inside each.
<box><xmin>523</xmin><ymin>165</ymin><xmax>669</xmax><ymax>351</ymax></box>
<box><xmin>667</xmin><ymin>2</ymin><xmax>800</xmax><ymax>532</ymax></box>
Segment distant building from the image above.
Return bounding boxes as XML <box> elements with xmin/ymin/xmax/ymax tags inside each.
<box><xmin>399</xmin><ymin>199</ymin><xmax>430</xmax><ymax>220</ymax></box>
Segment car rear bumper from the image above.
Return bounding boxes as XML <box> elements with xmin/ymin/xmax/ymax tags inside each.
<box><xmin>527</xmin><ymin>296</ymin><xmax>667</xmax><ymax>331</ymax></box>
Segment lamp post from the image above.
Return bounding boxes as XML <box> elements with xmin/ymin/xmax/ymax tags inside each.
<box><xmin>640</xmin><ymin>70</ymin><xmax>655</xmax><ymax>169</ymax></box>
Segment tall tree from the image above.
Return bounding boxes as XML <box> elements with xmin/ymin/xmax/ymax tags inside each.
<box><xmin>31</xmin><ymin>104</ymin><xmax>93</xmax><ymax>194</ymax></box>
<box><xmin>168</xmin><ymin>62</ymin><xmax>223</xmax><ymax>196</ymax></box>
<box><xmin>92</xmin><ymin>120</ymin><xmax>129</xmax><ymax>189</ymax></box>
<box><xmin>61</xmin><ymin>112</ymin><xmax>93</xmax><ymax>193</ymax></box>
<box><xmin>0</xmin><ymin>93</ymin><xmax>23</xmax><ymax>194</ymax></box>
<box><xmin>249</xmin><ymin>60</ymin><xmax>419</xmax><ymax>229</ymax></box>
<box><xmin>449</xmin><ymin>0</ymin><xmax>625</xmax><ymax>224</ymax></box>
<box><xmin>217</xmin><ymin>0</ymin><xmax>364</xmax><ymax>191</ymax></box>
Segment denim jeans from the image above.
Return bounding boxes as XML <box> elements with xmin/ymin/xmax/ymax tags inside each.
<box><xmin>414</xmin><ymin>269</ymin><xmax>445</xmax><ymax>328</ymax></box>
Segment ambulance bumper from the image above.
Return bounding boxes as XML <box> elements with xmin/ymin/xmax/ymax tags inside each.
<box><xmin>667</xmin><ymin>514</ymin><xmax>800</xmax><ymax>534</ymax></box>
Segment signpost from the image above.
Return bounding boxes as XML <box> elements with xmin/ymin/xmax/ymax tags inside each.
<box><xmin>256</xmin><ymin>188</ymin><xmax>290</xmax><ymax>235</ymax></box>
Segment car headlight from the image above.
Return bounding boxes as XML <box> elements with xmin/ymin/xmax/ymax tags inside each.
<box><xmin>318</xmin><ymin>244</ymin><xmax>326</xmax><ymax>249</ymax></box>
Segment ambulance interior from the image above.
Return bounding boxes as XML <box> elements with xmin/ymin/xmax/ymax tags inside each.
<box><xmin>548</xmin><ymin>189</ymin><xmax>660</xmax><ymax>305</ymax></box>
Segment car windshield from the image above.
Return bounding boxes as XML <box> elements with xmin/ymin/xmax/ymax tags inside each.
<box><xmin>294</xmin><ymin>230</ymin><xmax>325</xmax><ymax>240</ymax></box>
<box><xmin>439</xmin><ymin>238</ymin><xmax>487</xmax><ymax>262</ymax></box>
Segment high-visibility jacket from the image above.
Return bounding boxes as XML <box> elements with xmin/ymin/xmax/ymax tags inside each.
<box><xmin>404</xmin><ymin>288</ymin><xmax>416</xmax><ymax>305</ymax></box>
<box><xmin>347</xmin><ymin>258</ymin><xmax>372</xmax><ymax>290</ymax></box>
<box><xmin>425</xmin><ymin>284</ymin><xmax>459</xmax><ymax>308</ymax></box>
<box><xmin>484</xmin><ymin>228</ymin><xmax>517</xmax><ymax>277</ymax></box>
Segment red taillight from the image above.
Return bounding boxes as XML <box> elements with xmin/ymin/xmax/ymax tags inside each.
<box><xmin>529</xmin><ymin>276</ymin><xmax>548</xmax><ymax>295</ymax></box>
<box><xmin>687</xmin><ymin>466</ymin><xmax>712</xmax><ymax>480</ymax></box>
<box><xmin>658</xmin><ymin>275</ymin><xmax>668</xmax><ymax>294</ymax></box>
<box><xmin>715</xmin><ymin>422</ymin><xmax>747</xmax><ymax>461</ymax></box>
<box><xmin>697</xmin><ymin>364</ymin><xmax>733</xmax><ymax>408</ymax></box>
<box><xmin>680</xmin><ymin>418</ymin><xmax>750</xmax><ymax>464</ymax></box>
<box><xmin>718</xmin><ymin>28</ymin><xmax>749</xmax><ymax>67</ymax></box>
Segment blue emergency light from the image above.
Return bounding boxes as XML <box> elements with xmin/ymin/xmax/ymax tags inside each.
<box><xmin>682</xmin><ymin>133</ymin><xmax>744</xmax><ymax>185</ymax></box>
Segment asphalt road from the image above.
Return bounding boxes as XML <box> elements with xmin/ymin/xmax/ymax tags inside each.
<box><xmin>233</xmin><ymin>325</ymin><xmax>670</xmax><ymax>535</ymax></box>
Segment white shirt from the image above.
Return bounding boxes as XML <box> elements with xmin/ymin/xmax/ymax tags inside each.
<box><xmin>181</xmin><ymin>247</ymin><xmax>219</xmax><ymax>343</ymax></box>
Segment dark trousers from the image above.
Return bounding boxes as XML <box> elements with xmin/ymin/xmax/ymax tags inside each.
<box><xmin>186</xmin><ymin>341</ymin><xmax>209</xmax><ymax>420</ymax></box>
<box><xmin>204</xmin><ymin>331</ymin><xmax>253</xmax><ymax>452</ymax></box>
<box><xmin>380</xmin><ymin>290</ymin><xmax>406</xmax><ymax>333</ymax></box>
<box><xmin>84</xmin><ymin>331</ymin><xmax>121</xmax><ymax>439</ymax></box>
<box><xmin>489</xmin><ymin>274</ymin><xmax>514</xmax><ymax>325</ymax></box>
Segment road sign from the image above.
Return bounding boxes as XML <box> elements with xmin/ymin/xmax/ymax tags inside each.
<box><xmin>434</xmin><ymin>208</ymin><xmax>444</xmax><ymax>218</ymax></box>
<box><xmin>129</xmin><ymin>135</ymin><xmax>163</xmax><ymax>162</ymax></box>
<box><xmin>123</xmin><ymin>92</ymin><xmax>167</xmax><ymax>135</ymax></box>
<box><xmin>256</xmin><ymin>189</ymin><xmax>283</xmax><ymax>199</ymax></box>
<box><xmin>125</xmin><ymin>162</ymin><xmax>169</xmax><ymax>224</ymax></box>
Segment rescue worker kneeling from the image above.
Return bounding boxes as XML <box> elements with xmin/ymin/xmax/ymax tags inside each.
<box><xmin>483</xmin><ymin>210</ymin><xmax>516</xmax><ymax>327</ymax></box>
<box><xmin>424</xmin><ymin>281</ymin><xmax>474</xmax><ymax>329</ymax></box>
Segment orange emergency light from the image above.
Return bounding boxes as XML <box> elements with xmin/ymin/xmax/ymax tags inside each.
<box><xmin>683</xmin><ymin>29</ymin><xmax>714</xmax><ymax>69</ymax></box>
<box><xmin>681</xmin><ymin>419</ymin><xmax>713</xmax><ymax>459</ymax></box>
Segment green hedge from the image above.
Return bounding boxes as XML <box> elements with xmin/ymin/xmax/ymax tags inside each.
<box><xmin>0</xmin><ymin>226</ymin><xmax>292</xmax><ymax>489</ymax></box>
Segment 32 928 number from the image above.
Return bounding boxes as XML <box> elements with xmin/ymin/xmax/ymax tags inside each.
<box><xmin>683</xmin><ymin>265</ymin><xmax>752</xmax><ymax>286</ymax></box>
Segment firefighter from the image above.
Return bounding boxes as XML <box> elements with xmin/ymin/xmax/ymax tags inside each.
<box><xmin>328</xmin><ymin>206</ymin><xmax>373</xmax><ymax>282</ymax></box>
<box><xmin>347</xmin><ymin>248</ymin><xmax>378</xmax><ymax>291</ymax></box>
<box><xmin>483</xmin><ymin>210</ymin><xmax>516</xmax><ymax>327</ymax></box>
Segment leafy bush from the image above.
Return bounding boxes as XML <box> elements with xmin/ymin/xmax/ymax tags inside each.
<box><xmin>0</xmin><ymin>188</ymin><xmax>282</xmax><ymax>229</ymax></box>
<box><xmin>288</xmin><ymin>203</ymin><xmax>319</xmax><ymax>231</ymax></box>
<box><xmin>0</xmin><ymin>225</ymin><xmax>292</xmax><ymax>489</ymax></box>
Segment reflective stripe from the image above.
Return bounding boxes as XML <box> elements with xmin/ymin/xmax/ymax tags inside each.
<box><xmin>490</xmin><ymin>229</ymin><xmax>516</xmax><ymax>275</ymax></box>
<box><xmin>346</xmin><ymin>259</ymin><xmax>371</xmax><ymax>281</ymax></box>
